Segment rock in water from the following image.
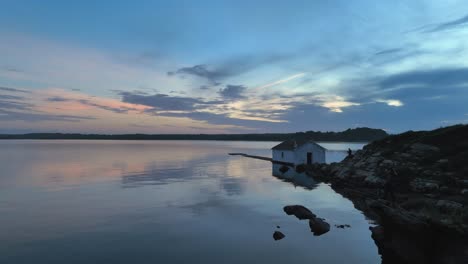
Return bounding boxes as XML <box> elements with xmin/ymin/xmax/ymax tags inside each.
<box><xmin>273</xmin><ymin>231</ymin><xmax>285</xmax><ymax>241</ymax></box>
<box><xmin>279</xmin><ymin>165</ymin><xmax>289</xmax><ymax>174</ymax></box>
<box><xmin>309</xmin><ymin>218</ymin><xmax>330</xmax><ymax>236</ymax></box>
<box><xmin>335</xmin><ymin>224</ymin><xmax>351</xmax><ymax>229</ymax></box>
<box><xmin>370</xmin><ymin>226</ymin><xmax>385</xmax><ymax>248</ymax></box>
<box><xmin>283</xmin><ymin>205</ymin><xmax>316</xmax><ymax>220</ymax></box>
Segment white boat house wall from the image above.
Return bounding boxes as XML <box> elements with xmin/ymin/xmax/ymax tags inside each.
<box><xmin>272</xmin><ymin>139</ymin><xmax>326</xmax><ymax>166</ymax></box>
<box><xmin>271</xmin><ymin>139</ymin><xmax>326</xmax><ymax>179</ymax></box>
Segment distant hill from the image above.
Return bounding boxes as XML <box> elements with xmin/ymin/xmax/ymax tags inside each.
<box><xmin>0</xmin><ymin>127</ymin><xmax>388</xmax><ymax>142</ymax></box>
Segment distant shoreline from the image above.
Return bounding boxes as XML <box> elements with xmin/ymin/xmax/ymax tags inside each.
<box><xmin>0</xmin><ymin>138</ymin><xmax>371</xmax><ymax>143</ymax></box>
<box><xmin>0</xmin><ymin>127</ymin><xmax>387</xmax><ymax>142</ymax></box>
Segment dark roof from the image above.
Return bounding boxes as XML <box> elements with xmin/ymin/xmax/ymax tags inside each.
<box><xmin>271</xmin><ymin>139</ymin><xmax>326</xmax><ymax>151</ymax></box>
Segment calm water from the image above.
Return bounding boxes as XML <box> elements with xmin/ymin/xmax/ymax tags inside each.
<box><xmin>0</xmin><ymin>140</ymin><xmax>378</xmax><ymax>264</ymax></box>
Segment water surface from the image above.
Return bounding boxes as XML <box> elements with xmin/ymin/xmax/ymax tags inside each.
<box><xmin>0</xmin><ymin>140</ymin><xmax>378</xmax><ymax>264</ymax></box>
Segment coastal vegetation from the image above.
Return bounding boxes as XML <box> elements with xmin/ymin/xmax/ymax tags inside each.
<box><xmin>0</xmin><ymin>127</ymin><xmax>387</xmax><ymax>142</ymax></box>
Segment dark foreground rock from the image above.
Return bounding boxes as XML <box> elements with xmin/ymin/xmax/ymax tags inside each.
<box><xmin>283</xmin><ymin>205</ymin><xmax>316</xmax><ymax>220</ymax></box>
<box><xmin>283</xmin><ymin>205</ymin><xmax>330</xmax><ymax>236</ymax></box>
<box><xmin>273</xmin><ymin>231</ymin><xmax>285</xmax><ymax>241</ymax></box>
<box><xmin>309</xmin><ymin>218</ymin><xmax>330</xmax><ymax>236</ymax></box>
<box><xmin>304</xmin><ymin>124</ymin><xmax>468</xmax><ymax>264</ymax></box>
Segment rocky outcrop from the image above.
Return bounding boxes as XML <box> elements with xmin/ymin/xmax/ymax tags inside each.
<box><xmin>283</xmin><ymin>205</ymin><xmax>316</xmax><ymax>220</ymax></box>
<box><xmin>309</xmin><ymin>217</ymin><xmax>330</xmax><ymax>236</ymax></box>
<box><xmin>283</xmin><ymin>205</ymin><xmax>330</xmax><ymax>236</ymax></box>
<box><xmin>305</xmin><ymin>124</ymin><xmax>468</xmax><ymax>264</ymax></box>
<box><xmin>273</xmin><ymin>231</ymin><xmax>285</xmax><ymax>241</ymax></box>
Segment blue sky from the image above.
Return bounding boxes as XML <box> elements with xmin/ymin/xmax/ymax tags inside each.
<box><xmin>1</xmin><ymin>0</ymin><xmax>467</xmax><ymax>133</ymax></box>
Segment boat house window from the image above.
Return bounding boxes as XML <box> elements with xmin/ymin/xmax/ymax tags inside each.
<box><xmin>281</xmin><ymin>152</ymin><xmax>284</xmax><ymax>158</ymax></box>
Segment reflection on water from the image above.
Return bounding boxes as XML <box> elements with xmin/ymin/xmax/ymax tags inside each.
<box><xmin>0</xmin><ymin>140</ymin><xmax>378</xmax><ymax>264</ymax></box>
<box><xmin>271</xmin><ymin>164</ymin><xmax>318</xmax><ymax>190</ymax></box>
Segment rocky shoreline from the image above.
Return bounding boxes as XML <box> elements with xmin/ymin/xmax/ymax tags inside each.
<box><xmin>306</xmin><ymin>124</ymin><xmax>468</xmax><ymax>264</ymax></box>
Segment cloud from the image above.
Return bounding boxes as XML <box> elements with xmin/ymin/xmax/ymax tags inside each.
<box><xmin>218</xmin><ymin>85</ymin><xmax>246</xmax><ymax>99</ymax></box>
<box><xmin>46</xmin><ymin>96</ymin><xmax>130</xmax><ymax>113</ymax></box>
<box><xmin>379</xmin><ymin>67</ymin><xmax>468</xmax><ymax>90</ymax></box>
<box><xmin>256</xmin><ymin>73</ymin><xmax>305</xmax><ymax>90</ymax></box>
<box><xmin>0</xmin><ymin>108</ymin><xmax>95</xmax><ymax>122</ymax></box>
<box><xmin>0</xmin><ymin>99</ymin><xmax>34</xmax><ymax>111</ymax></box>
<box><xmin>0</xmin><ymin>33</ymin><xmax>178</xmax><ymax>96</ymax></box>
<box><xmin>0</xmin><ymin>86</ymin><xmax>30</xmax><ymax>93</ymax></box>
<box><xmin>0</xmin><ymin>94</ymin><xmax>24</xmax><ymax>100</ymax></box>
<box><xmin>425</xmin><ymin>14</ymin><xmax>468</xmax><ymax>33</ymax></box>
<box><xmin>0</xmin><ymin>90</ymin><xmax>97</xmax><ymax>123</ymax></box>
<box><xmin>43</xmin><ymin>91</ymin><xmax>151</xmax><ymax>115</ymax></box>
<box><xmin>120</xmin><ymin>91</ymin><xmax>218</xmax><ymax>111</ymax></box>
<box><xmin>46</xmin><ymin>96</ymin><xmax>70</xmax><ymax>102</ymax></box>
<box><xmin>321</xmin><ymin>99</ymin><xmax>360</xmax><ymax>113</ymax></box>
<box><xmin>77</xmin><ymin>99</ymin><xmax>140</xmax><ymax>114</ymax></box>
<box><xmin>168</xmin><ymin>64</ymin><xmax>222</xmax><ymax>85</ymax></box>
<box><xmin>338</xmin><ymin>67</ymin><xmax>468</xmax><ymax>111</ymax></box>
<box><xmin>374</xmin><ymin>48</ymin><xmax>403</xmax><ymax>56</ymax></box>
<box><xmin>168</xmin><ymin>53</ymin><xmax>293</xmax><ymax>84</ymax></box>
<box><xmin>376</xmin><ymin>99</ymin><xmax>404</xmax><ymax>107</ymax></box>
<box><xmin>4</xmin><ymin>68</ymin><xmax>23</xmax><ymax>73</ymax></box>
<box><xmin>154</xmin><ymin>110</ymin><xmax>275</xmax><ymax>128</ymax></box>
<box><xmin>0</xmin><ymin>92</ymin><xmax>34</xmax><ymax>111</ymax></box>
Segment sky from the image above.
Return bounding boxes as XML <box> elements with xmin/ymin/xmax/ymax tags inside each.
<box><xmin>1</xmin><ymin>0</ymin><xmax>468</xmax><ymax>134</ymax></box>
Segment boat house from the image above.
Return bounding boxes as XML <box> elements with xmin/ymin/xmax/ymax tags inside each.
<box><xmin>272</xmin><ymin>139</ymin><xmax>326</xmax><ymax>166</ymax></box>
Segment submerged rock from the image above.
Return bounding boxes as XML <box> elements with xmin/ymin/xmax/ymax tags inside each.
<box><xmin>309</xmin><ymin>218</ymin><xmax>330</xmax><ymax>236</ymax></box>
<box><xmin>283</xmin><ymin>205</ymin><xmax>316</xmax><ymax>220</ymax></box>
<box><xmin>369</xmin><ymin>225</ymin><xmax>384</xmax><ymax>246</ymax></box>
<box><xmin>295</xmin><ymin>164</ymin><xmax>306</xmax><ymax>173</ymax></box>
<box><xmin>279</xmin><ymin>165</ymin><xmax>289</xmax><ymax>174</ymax></box>
<box><xmin>335</xmin><ymin>224</ymin><xmax>351</xmax><ymax>229</ymax></box>
<box><xmin>273</xmin><ymin>231</ymin><xmax>285</xmax><ymax>241</ymax></box>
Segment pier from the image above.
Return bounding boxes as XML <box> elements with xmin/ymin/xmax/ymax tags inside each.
<box><xmin>228</xmin><ymin>153</ymin><xmax>294</xmax><ymax>166</ymax></box>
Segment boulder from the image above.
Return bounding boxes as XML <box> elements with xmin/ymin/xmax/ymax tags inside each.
<box><xmin>273</xmin><ymin>231</ymin><xmax>285</xmax><ymax>241</ymax></box>
<box><xmin>364</xmin><ymin>175</ymin><xmax>386</xmax><ymax>187</ymax></box>
<box><xmin>309</xmin><ymin>217</ymin><xmax>330</xmax><ymax>236</ymax></box>
<box><xmin>436</xmin><ymin>200</ymin><xmax>463</xmax><ymax>214</ymax></box>
<box><xmin>295</xmin><ymin>165</ymin><xmax>306</xmax><ymax>173</ymax></box>
<box><xmin>410</xmin><ymin>178</ymin><xmax>439</xmax><ymax>193</ymax></box>
<box><xmin>436</xmin><ymin>159</ymin><xmax>448</xmax><ymax>165</ymax></box>
<box><xmin>279</xmin><ymin>165</ymin><xmax>289</xmax><ymax>174</ymax></box>
<box><xmin>458</xmin><ymin>180</ymin><xmax>468</xmax><ymax>188</ymax></box>
<box><xmin>365</xmin><ymin>156</ymin><xmax>383</xmax><ymax>167</ymax></box>
<box><xmin>439</xmin><ymin>186</ymin><xmax>450</xmax><ymax>194</ymax></box>
<box><xmin>355</xmin><ymin>169</ymin><xmax>373</xmax><ymax>177</ymax></box>
<box><xmin>335</xmin><ymin>224</ymin><xmax>351</xmax><ymax>229</ymax></box>
<box><xmin>400</xmin><ymin>153</ymin><xmax>413</xmax><ymax>160</ymax></box>
<box><xmin>370</xmin><ymin>225</ymin><xmax>385</xmax><ymax>246</ymax></box>
<box><xmin>380</xmin><ymin>159</ymin><xmax>395</xmax><ymax>167</ymax></box>
<box><xmin>409</xmin><ymin>143</ymin><xmax>440</xmax><ymax>156</ymax></box>
<box><xmin>354</xmin><ymin>160</ymin><xmax>367</xmax><ymax>168</ymax></box>
<box><xmin>462</xmin><ymin>189</ymin><xmax>468</xmax><ymax>198</ymax></box>
<box><xmin>335</xmin><ymin>168</ymin><xmax>351</xmax><ymax>179</ymax></box>
<box><xmin>283</xmin><ymin>205</ymin><xmax>316</xmax><ymax>220</ymax></box>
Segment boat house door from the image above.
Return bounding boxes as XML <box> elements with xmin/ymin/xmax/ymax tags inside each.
<box><xmin>307</xmin><ymin>152</ymin><xmax>312</xmax><ymax>165</ymax></box>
